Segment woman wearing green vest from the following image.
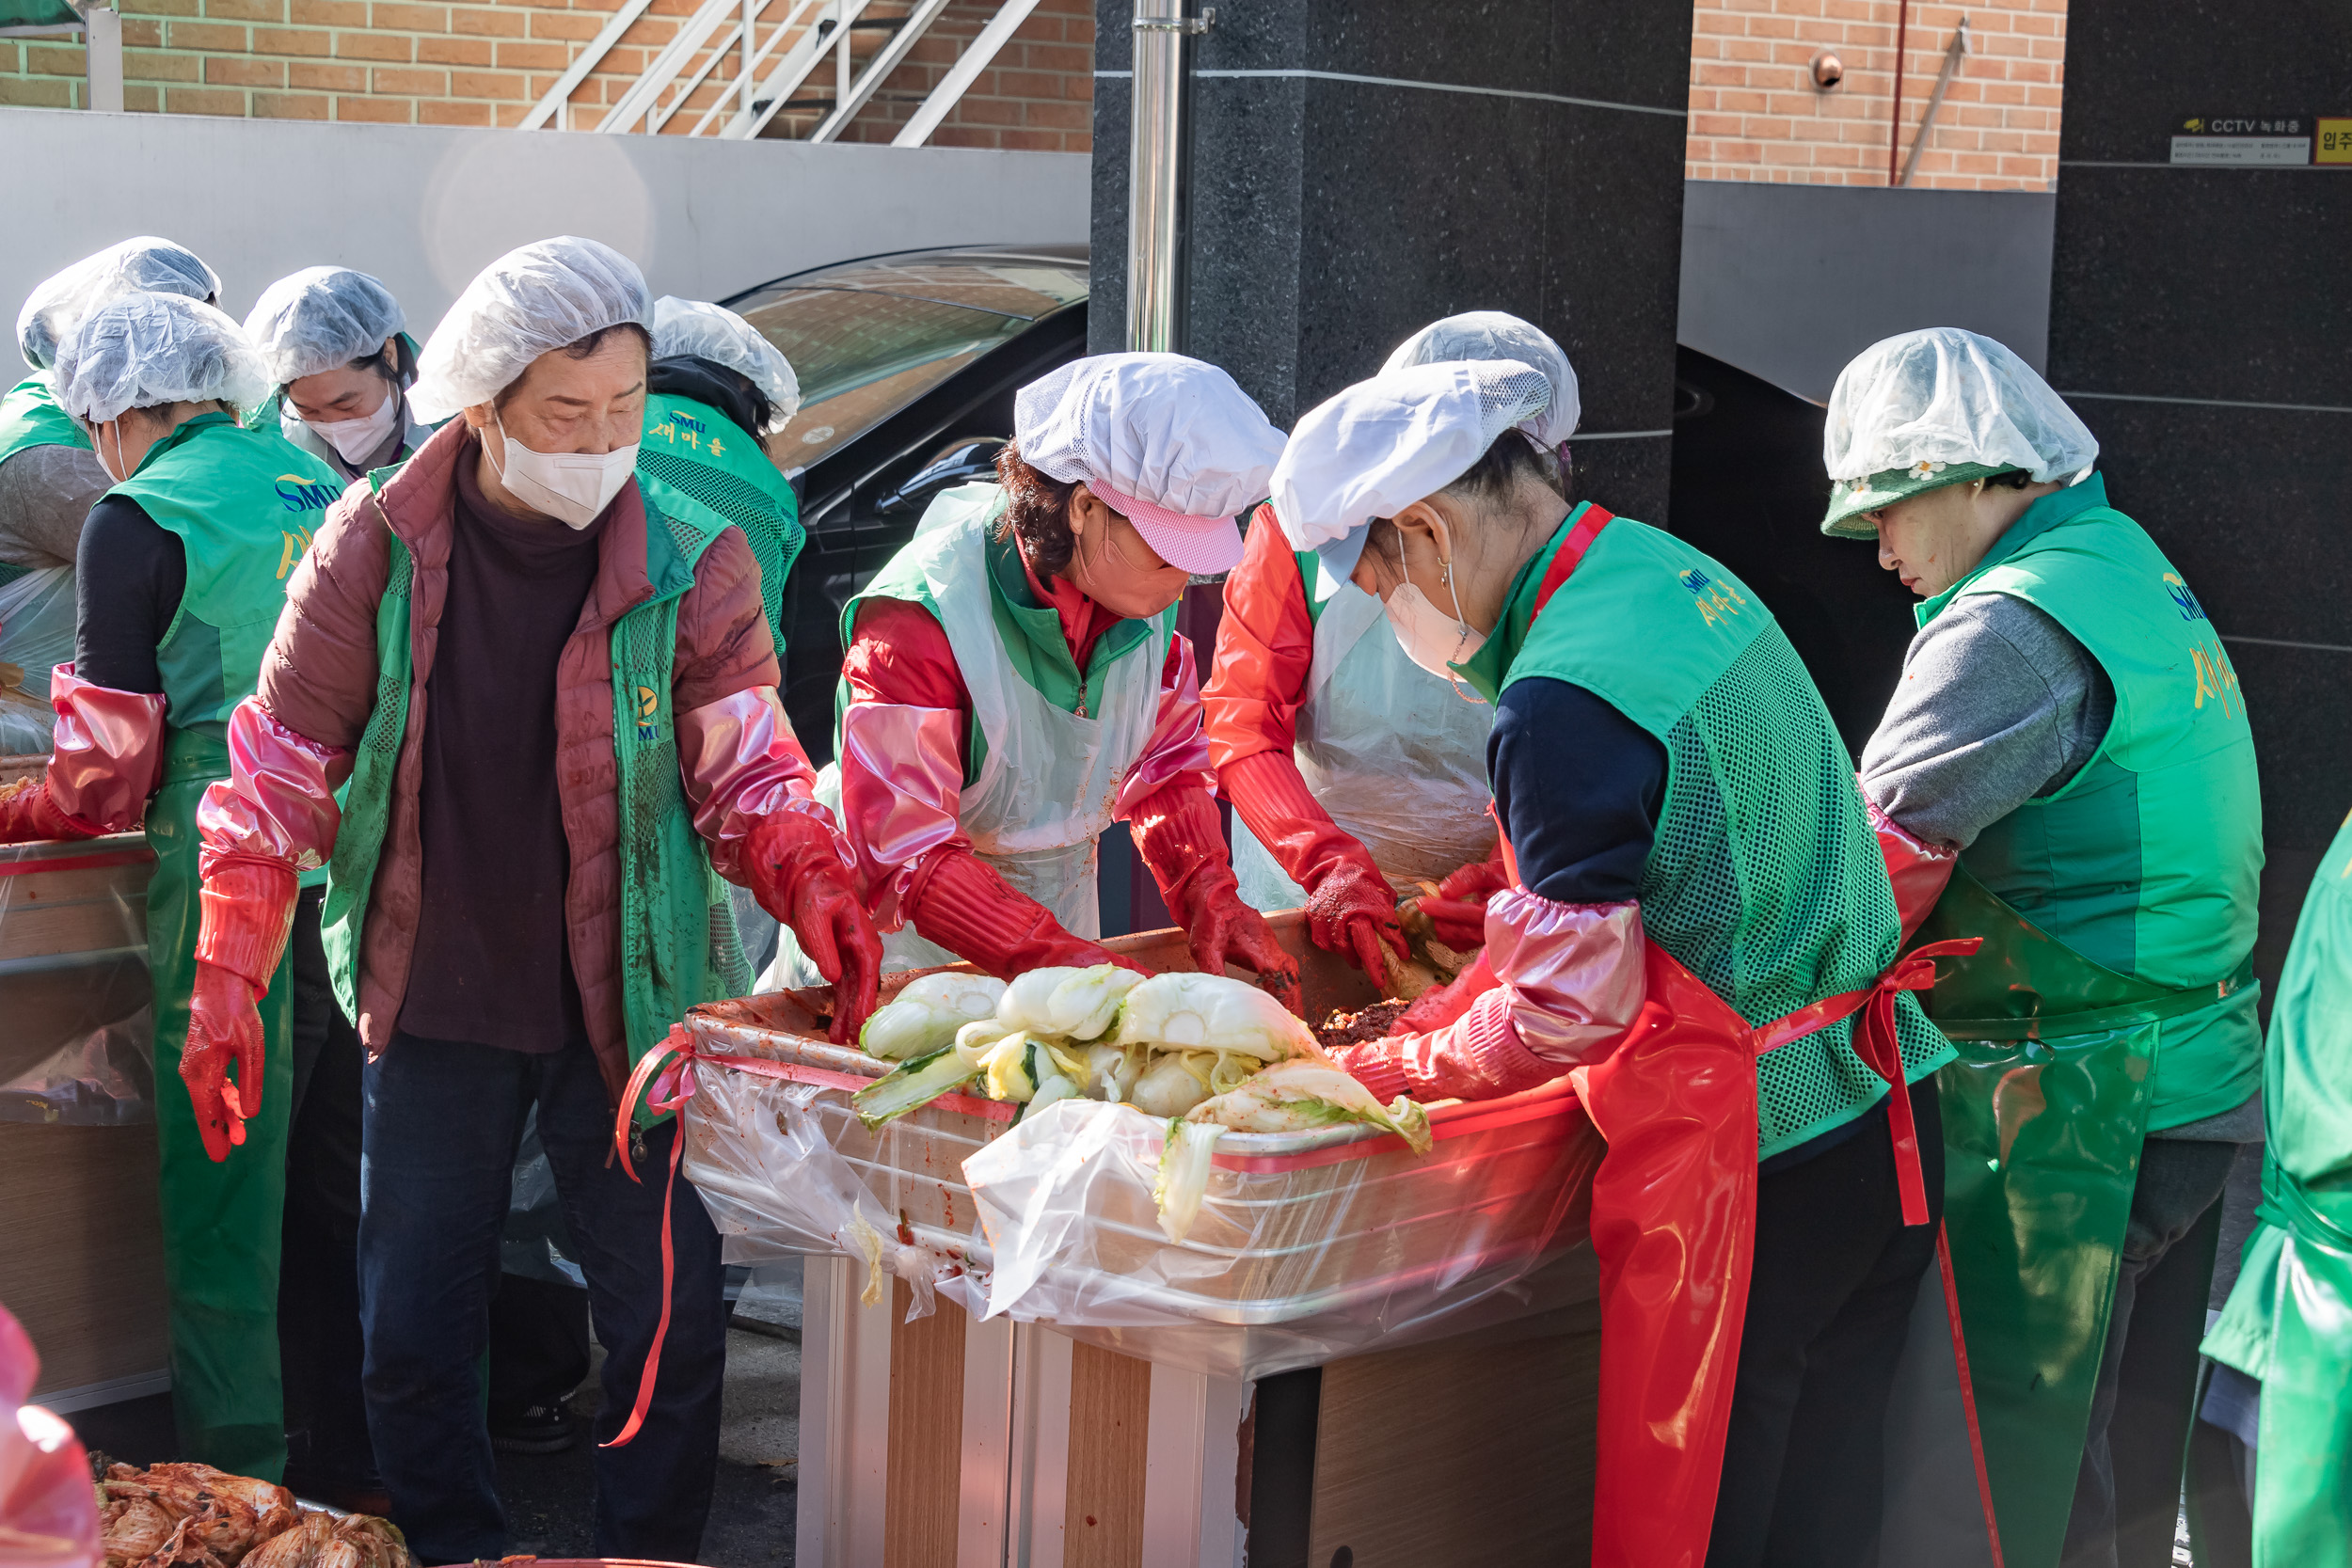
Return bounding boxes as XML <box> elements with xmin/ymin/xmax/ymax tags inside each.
<box><xmin>183</xmin><ymin>237</ymin><xmax>881</xmax><ymax>1561</ymax></box>
<box><xmin>1829</xmin><ymin>328</ymin><xmax>2264</xmax><ymax>1567</ymax></box>
<box><xmin>643</xmin><ymin>294</ymin><xmax>802</xmax><ymax>666</ymax></box>
<box><xmin>810</xmin><ymin>352</ymin><xmax>1296</xmax><ymax>993</ymax></box>
<box><xmin>0</xmin><ymin>237</ymin><xmax>219</xmax><ymax>578</ymax></box>
<box><xmin>1204</xmin><ymin>312</ymin><xmax>1577</xmax><ymax>977</ymax></box>
<box><xmin>1274</xmin><ymin>357</ymin><xmax>1957</xmax><ymax>1567</ymax></box>
<box><xmin>244</xmin><ymin>267</ymin><xmax>437</xmax><ymax>486</ymax></box>
<box><xmin>0</xmin><ymin>291</ymin><xmax>343</xmax><ymax>1479</ymax></box>
<box><xmin>2203</xmin><ymin>806</ymin><xmax>2352</xmax><ymax>1565</ymax></box>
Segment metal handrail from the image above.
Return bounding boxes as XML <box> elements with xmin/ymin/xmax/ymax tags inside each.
<box><xmin>682</xmin><ymin>0</ymin><xmax>822</xmax><ymax>137</ymax></box>
<box><xmin>888</xmin><ymin>0</ymin><xmax>1041</xmax><ymax>147</ymax></box>
<box><xmin>807</xmin><ymin>0</ymin><xmax>951</xmax><ymax>142</ymax></box>
<box><xmin>525</xmin><ymin>0</ymin><xmax>1034</xmax><ymax>143</ymax></box>
<box><xmin>727</xmin><ymin>0</ymin><xmax>878</xmax><ymax>139</ymax></box>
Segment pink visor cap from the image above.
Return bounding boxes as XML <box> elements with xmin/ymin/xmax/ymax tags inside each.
<box><xmin>1013</xmin><ymin>352</ymin><xmax>1285</xmax><ymax>577</ymax></box>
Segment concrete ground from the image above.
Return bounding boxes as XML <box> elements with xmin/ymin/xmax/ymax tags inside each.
<box><xmin>70</xmin><ymin>1264</ymin><xmax>807</xmax><ymax>1568</ymax></box>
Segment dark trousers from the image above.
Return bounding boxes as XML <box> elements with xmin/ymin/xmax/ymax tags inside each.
<box><xmin>1708</xmin><ymin>1079</ymin><xmax>1946</xmax><ymax>1568</ymax></box>
<box><xmin>2060</xmin><ymin>1135</ymin><xmax>2240</xmax><ymax>1568</ymax></box>
<box><xmin>279</xmin><ymin>886</ymin><xmax>373</xmax><ymax>1487</ymax></box>
<box><xmin>358</xmin><ymin>1033</ymin><xmax>727</xmax><ymax>1562</ymax></box>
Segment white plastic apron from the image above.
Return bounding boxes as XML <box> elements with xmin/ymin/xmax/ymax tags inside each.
<box><xmin>1233</xmin><ymin>565</ymin><xmax>1498</xmax><ymax>912</ymax></box>
<box><xmin>764</xmin><ymin>485</ymin><xmax>1168</xmax><ymax>989</ymax></box>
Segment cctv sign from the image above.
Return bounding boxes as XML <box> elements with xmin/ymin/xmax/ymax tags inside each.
<box><xmin>2170</xmin><ymin>113</ymin><xmax>2313</xmax><ymax>166</ymax></box>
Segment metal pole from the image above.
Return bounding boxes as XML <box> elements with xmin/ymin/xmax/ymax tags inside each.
<box><xmin>1887</xmin><ymin>0</ymin><xmax>1910</xmax><ymax>186</ymax></box>
<box><xmin>1124</xmin><ymin>2</ymin><xmax>1211</xmax><ymax>351</ymax></box>
<box><xmin>741</xmin><ymin>0</ymin><xmax>755</xmax><ymax>119</ymax></box>
<box><xmin>1897</xmin><ymin>19</ymin><xmax>1969</xmax><ymax>187</ymax></box>
<box><xmin>82</xmin><ymin>1</ymin><xmax>122</xmax><ymax>113</ymax></box>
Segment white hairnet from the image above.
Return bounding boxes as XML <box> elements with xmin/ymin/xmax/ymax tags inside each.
<box><xmin>1382</xmin><ymin>310</ymin><xmax>1580</xmax><ymax>449</ymax></box>
<box><xmin>409</xmin><ymin>237</ymin><xmax>651</xmax><ymax>422</ymax></box>
<box><xmin>1271</xmin><ymin>359</ymin><xmax>1554</xmax><ymax>555</ymax></box>
<box><xmin>53</xmin><ymin>293</ymin><xmax>270</xmax><ymax>426</ymax></box>
<box><xmin>1824</xmin><ymin>327</ymin><xmax>2097</xmax><ymax>487</ymax></box>
<box><xmin>651</xmin><ymin>295</ymin><xmax>801</xmax><ymax>436</ymax></box>
<box><xmin>244</xmin><ymin>266</ymin><xmax>406</xmax><ymax>388</ymax></box>
<box><xmin>1015</xmin><ymin>352</ymin><xmax>1284</xmax><ymax>524</ymax></box>
<box><xmin>17</xmin><ymin>236</ymin><xmax>222</xmax><ymax>371</ymax></box>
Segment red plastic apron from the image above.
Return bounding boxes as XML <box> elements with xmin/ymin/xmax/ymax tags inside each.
<box><xmin>1502</xmin><ymin>515</ymin><xmax>1984</xmax><ymax>1566</ymax></box>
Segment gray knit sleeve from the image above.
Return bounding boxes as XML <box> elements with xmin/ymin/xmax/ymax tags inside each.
<box><xmin>1858</xmin><ymin>593</ymin><xmax>2114</xmax><ymax>850</ymax></box>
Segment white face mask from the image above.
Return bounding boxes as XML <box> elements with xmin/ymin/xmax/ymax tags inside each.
<box><xmin>1383</xmin><ymin>555</ymin><xmax>1487</xmax><ymax>698</ymax></box>
<box><xmin>297</xmin><ymin>388</ymin><xmax>403</xmax><ymax>466</ymax></box>
<box><xmin>90</xmin><ymin>420</ymin><xmax>129</xmax><ymax>484</ymax></box>
<box><xmin>487</xmin><ymin>408</ymin><xmax>639</xmax><ymax>531</ymax></box>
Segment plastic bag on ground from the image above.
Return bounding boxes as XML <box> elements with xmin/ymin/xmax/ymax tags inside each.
<box><xmin>0</xmin><ymin>1304</ymin><xmax>102</xmax><ymax>1568</ymax></box>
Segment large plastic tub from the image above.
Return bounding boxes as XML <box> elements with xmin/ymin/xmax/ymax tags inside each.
<box><xmin>677</xmin><ymin>912</ymin><xmax>1604</xmax><ymax>1380</ymax></box>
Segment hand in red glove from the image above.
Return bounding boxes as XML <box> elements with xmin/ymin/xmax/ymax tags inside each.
<box><xmin>1176</xmin><ymin>874</ymin><xmax>1303</xmax><ymax>1012</ymax></box>
<box><xmin>906</xmin><ymin>847</ymin><xmax>1150</xmax><ymax>980</ymax></box>
<box><xmin>184</xmin><ymin>858</ymin><xmax>298</xmax><ymax>1163</ymax></box>
<box><xmin>0</xmin><ymin>776</ymin><xmax>97</xmax><ymax>846</ymax></box>
<box><xmin>183</xmin><ymin>961</ymin><xmax>266</xmax><ymax>1162</ymax></box>
<box><xmin>1303</xmin><ymin>859</ymin><xmax>1409</xmax><ymax>980</ymax></box>
<box><xmin>744</xmin><ymin>809</ymin><xmax>884</xmax><ymax>1046</ymax></box>
<box><xmin>1416</xmin><ymin>849</ymin><xmax>1511</xmax><ymax>951</ymax></box>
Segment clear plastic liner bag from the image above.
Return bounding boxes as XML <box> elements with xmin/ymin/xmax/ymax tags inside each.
<box><xmin>501</xmin><ymin>1107</ymin><xmax>586</xmax><ymax>1288</ymax></box>
<box><xmin>675</xmin><ymin>1040</ymin><xmax>1605</xmax><ymax>1382</ymax></box>
<box><xmin>0</xmin><ymin>1008</ymin><xmax>152</xmax><ymax>1126</ymax></box>
<box><xmin>0</xmin><ymin>566</ymin><xmax>76</xmax><ymax>717</ymax></box>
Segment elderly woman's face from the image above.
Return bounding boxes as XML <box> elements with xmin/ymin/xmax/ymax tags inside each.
<box><xmin>1869</xmin><ymin>476</ymin><xmax>2058</xmax><ymax>597</ymax></box>
<box><xmin>468</xmin><ymin>332</ymin><xmax>646</xmax><ymax>455</ymax></box>
<box><xmin>1064</xmin><ymin>484</ymin><xmax>1190</xmax><ymax>618</ymax></box>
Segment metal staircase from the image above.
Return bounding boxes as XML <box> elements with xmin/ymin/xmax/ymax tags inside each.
<box><xmin>518</xmin><ymin>0</ymin><xmax>1044</xmax><ymax>143</ymax></box>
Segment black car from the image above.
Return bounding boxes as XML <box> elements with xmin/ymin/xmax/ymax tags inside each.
<box><xmin>723</xmin><ymin>245</ymin><xmax>1089</xmax><ymax>759</ymax></box>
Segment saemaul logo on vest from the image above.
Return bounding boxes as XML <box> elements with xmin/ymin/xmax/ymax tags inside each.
<box><xmin>652</xmin><ymin>410</ymin><xmax>728</xmax><ymax>459</ymax></box>
<box><xmin>273</xmin><ymin>474</ymin><xmax>338</xmax><ymax>579</ymax></box>
<box><xmin>1680</xmin><ymin>568</ymin><xmax>1749</xmax><ymax>628</ymax></box>
<box><xmin>635</xmin><ymin>684</ymin><xmax>660</xmax><ymax>741</ymax></box>
<box><xmin>2163</xmin><ymin>572</ymin><xmax>2210</xmax><ymax>623</ymax></box>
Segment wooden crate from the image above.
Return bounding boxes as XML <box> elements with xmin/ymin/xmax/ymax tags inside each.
<box><xmin>0</xmin><ymin>833</ymin><xmax>166</xmax><ymax>1404</ymax></box>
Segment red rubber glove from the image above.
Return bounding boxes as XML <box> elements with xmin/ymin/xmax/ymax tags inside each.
<box><xmin>0</xmin><ymin>776</ymin><xmax>98</xmax><ymax>845</ymax></box>
<box><xmin>1418</xmin><ymin>849</ymin><xmax>1511</xmax><ymax>951</ymax></box>
<box><xmin>184</xmin><ymin>859</ymin><xmax>297</xmax><ymax>1163</ymax></box>
<box><xmin>1130</xmin><ymin>782</ymin><xmax>1303</xmax><ymax>1009</ymax></box>
<box><xmin>1303</xmin><ymin>860</ymin><xmax>1409</xmax><ymax>980</ymax></box>
<box><xmin>744</xmin><ymin>810</ymin><xmax>883</xmax><ymax>1046</ymax></box>
<box><xmin>906</xmin><ymin>847</ymin><xmax>1149</xmax><ymax>979</ymax></box>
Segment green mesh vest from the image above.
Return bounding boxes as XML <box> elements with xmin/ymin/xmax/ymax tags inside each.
<box><xmin>639</xmin><ymin>391</ymin><xmax>803</xmax><ymax>665</ymax></box>
<box><xmin>1915</xmin><ymin>478</ymin><xmax>2264</xmax><ymax>1128</ymax></box>
<box><xmin>106</xmin><ymin>415</ymin><xmax>342</xmax><ymax>770</ymax></box>
<box><xmin>1458</xmin><ymin>507</ymin><xmax>1952</xmax><ymax>1157</ymax></box>
<box><xmin>321</xmin><ymin>479</ymin><xmax>753</xmax><ymax>1104</ymax></box>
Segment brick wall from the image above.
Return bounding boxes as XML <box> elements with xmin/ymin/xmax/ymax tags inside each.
<box><xmin>1688</xmin><ymin>0</ymin><xmax>2066</xmax><ymax>190</ymax></box>
<box><xmin>0</xmin><ymin>0</ymin><xmax>1091</xmax><ymax>145</ymax></box>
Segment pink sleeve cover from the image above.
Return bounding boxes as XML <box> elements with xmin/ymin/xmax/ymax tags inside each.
<box><xmin>41</xmin><ymin>665</ymin><xmax>167</xmax><ymax>833</ymax></box>
<box><xmin>1112</xmin><ymin>632</ymin><xmax>1216</xmax><ymax>822</ymax></box>
<box><xmin>195</xmin><ymin>698</ymin><xmax>351</xmax><ymax>879</ymax></box>
<box><xmin>676</xmin><ymin>687</ymin><xmax>835</xmax><ymax>884</ymax></box>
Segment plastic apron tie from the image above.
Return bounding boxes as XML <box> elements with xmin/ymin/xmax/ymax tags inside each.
<box><xmin>1751</xmin><ymin>936</ymin><xmax>1982</xmax><ymax>1228</ymax></box>
<box><xmin>600</xmin><ymin>1025</ymin><xmax>851</xmax><ymax>1449</ymax></box>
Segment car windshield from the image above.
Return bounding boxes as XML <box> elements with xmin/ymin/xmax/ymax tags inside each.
<box><xmin>731</xmin><ymin>251</ymin><xmax>1089</xmax><ymax>469</ymax></box>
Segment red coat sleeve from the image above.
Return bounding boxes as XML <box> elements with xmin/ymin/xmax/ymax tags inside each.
<box><xmin>1202</xmin><ymin>505</ymin><xmax>1315</xmax><ymax>770</ymax></box>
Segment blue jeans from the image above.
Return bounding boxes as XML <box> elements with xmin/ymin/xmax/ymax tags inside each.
<box><xmin>358</xmin><ymin>1034</ymin><xmax>726</xmax><ymax>1562</ymax></box>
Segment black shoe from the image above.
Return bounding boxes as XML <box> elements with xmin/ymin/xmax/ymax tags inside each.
<box><xmin>488</xmin><ymin>1402</ymin><xmax>578</xmax><ymax>1456</ymax></box>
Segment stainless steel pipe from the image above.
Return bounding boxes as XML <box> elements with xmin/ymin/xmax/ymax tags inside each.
<box><xmin>1124</xmin><ymin>0</ymin><xmax>1187</xmax><ymax>351</ymax></box>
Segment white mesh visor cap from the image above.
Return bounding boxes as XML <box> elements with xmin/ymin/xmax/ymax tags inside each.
<box><xmin>409</xmin><ymin>236</ymin><xmax>651</xmax><ymax>422</ymax></box>
<box><xmin>55</xmin><ymin>293</ymin><xmax>271</xmax><ymax>426</ymax></box>
<box><xmin>17</xmin><ymin>236</ymin><xmax>221</xmax><ymax>372</ymax></box>
<box><xmin>1825</xmin><ymin>326</ymin><xmax>2098</xmax><ymax>489</ymax></box>
<box><xmin>1270</xmin><ymin>358</ymin><xmax>1554</xmax><ymax>570</ymax></box>
<box><xmin>1381</xmin><ymin>310</ymin><xmax>1580</xmax><ymax>450</ymax></box>
<box><xmin>1014</xmin><ymin>351</ymin><xmax>1284</xmax><ymax>575</ymax></box>
<box><xmin>651</xmin><ymin>295</ymin><xmax>802</xmax><ymax>436</ymax></box>
<box><xmin>243</xmin><ymin>267</ymin><xmax>406</xmax><ymax>389</ymax></box>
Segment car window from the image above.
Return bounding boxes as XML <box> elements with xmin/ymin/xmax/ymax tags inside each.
<box><xmin>735</xmin><ymin>255</ymin><xmax>1088</xmax><ymax>469</ymax></box>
